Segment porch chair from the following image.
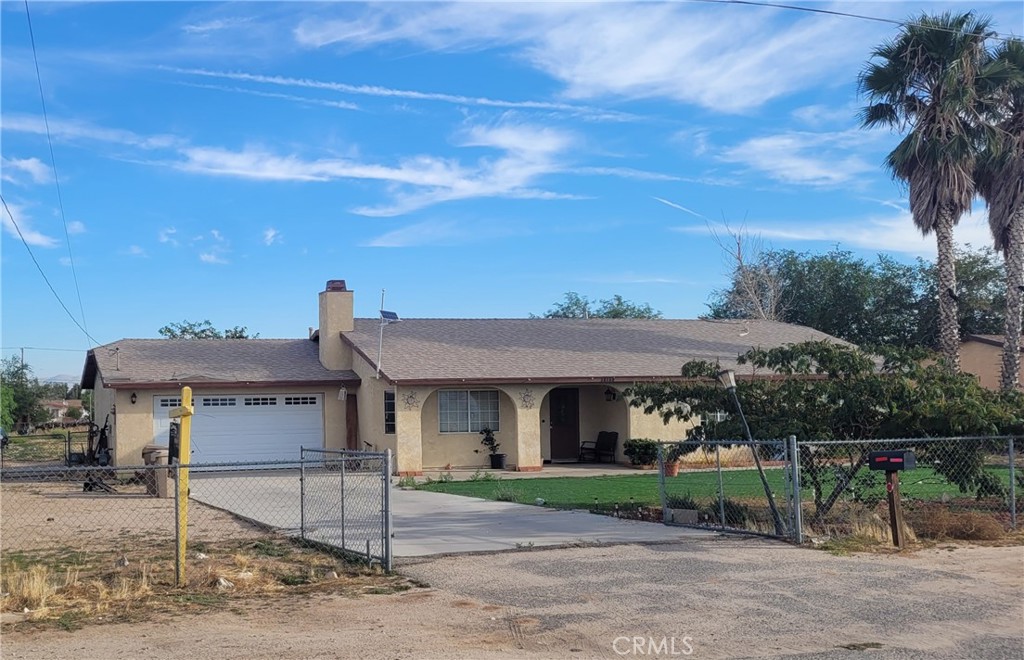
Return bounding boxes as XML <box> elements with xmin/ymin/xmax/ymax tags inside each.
<box><xmin>579</xmin><ymin>431</ymin><xmax>619</xmax><ymax>463</ymax></box>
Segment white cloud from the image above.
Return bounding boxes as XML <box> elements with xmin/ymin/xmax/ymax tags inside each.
<box><xmin>183</xmin><ymin>17</ymin><xmax>254</xmax><ymax>35</ymax></box>
<box><xmin>291</xmin><ymin>3</ymin><xmax>883</xmax><ymax>112</ymax></box>
<box><xmin>652</xmin><ymin>196</ymin><xmax>707</xmax><ymax>220</ymax></box>
<box><xmin>124</xmin><ymin>245</ymin><xmax>148</xmax><ymax>257</ymax></box>
<box><xmin>2</xmin><ymin>114</ymin><xmax>181</xmax><ymax>150</ymax></box>
<box><xmin>263</xmin><ymin>228</ymin><xmax>281</xmax><ymax>245</ymax></box>
<box><xmin>181</xmin><ymin>82</ymin><xmax>359</xmax><ymax>111</ymax></box>
<box><xmin>791</xmin><ymin>103</ymin><xmax>858</xmax><ymax>127</ymax></box>
<box><xmin>570</xmin><ymin>166</ymin><xmax>681</xmax><ymax>181</ymax></box>
<box><xmin>0</xmin><ymin>202</ymin><xmax>58</xmax><ymax>248</ymax></box>
<box><xmin>210</xmin><ymin>229</ymin><xmax>223</xmax><ymax>241</ymax></box>
<box><xmin>172</xmin><ymin>120</ymin><xmax>576</xmax><ymax>216</ymax></box>
<box><xmin>59</xmin><ymin>257</ymin><xmax>72</xmax><ymax>267</ymax></box>
<box><xmin>158</xmin><ymin>227</ymin><xmax>178</xmax><ymax>246</ymax></box>
<box><xmin>720</xmin><ymin>129</ymin><xmax>879</xmax><ymax>187</ymax></box>
<box><xmin>66</xmin><ymin>220</ymin><xmax>86</xmax><ymax>234</ymax></box>
<box><xmin>1</xmin><ymin>157</ymin><xmax>52</xmax><ymax>185</ymax></box>
<box><xmin>164</xmin><ymin>67</ymin><xmax>635</xmax><ymax>121</ymax></box>
<box><xmin>675</xmin><ymin>208</ymin><xmax>996</xmax><ymax>257</ymax></box>
<box><xmin>199</xmin><ymin>251</ymin><xmax>228</xmax><ymax>264</ymax></box>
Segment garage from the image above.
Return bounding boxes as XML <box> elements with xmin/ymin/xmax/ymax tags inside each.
<box><xmin>152</xmin><ymin>393</ymin><xmax>324</xmax><ymax>463</ymax></box>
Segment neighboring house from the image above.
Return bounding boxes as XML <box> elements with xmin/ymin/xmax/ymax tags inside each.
<box><xmin>40</xmin><ymin>399</ymin><xmax>85</xmax><ymax>423</ymax></box>
<box><xmin>82</xmin><ymin>280</ymin><xmax>848</xmax><ymax>474</ymax></box>
<box><xmin>961</xmin><ymin>334</ymin><xmax>1024</xmax><ymax>390</ymax></box>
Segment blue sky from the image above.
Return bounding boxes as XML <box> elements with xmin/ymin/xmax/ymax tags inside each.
<box><xmin>2</xmin><ymin>1</ymin><xmax>1022</xmax><ymax>381</ymax></box>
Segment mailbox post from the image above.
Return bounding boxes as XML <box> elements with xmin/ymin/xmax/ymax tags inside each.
<box><xmin>868</xmin><ymin>450</ymin><xmax>916</xmax><ymax>548</ymax></box>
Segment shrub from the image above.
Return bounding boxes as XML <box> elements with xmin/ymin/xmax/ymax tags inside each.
<box><xmin>703</xmin><ymin>498</ymin><xmax>751</xmax><ymax>527</ymax></box>
<box><xmin>909</xmin><ymin>507</ymin><xmax>1005</xmax><ymax>541</ymax></box>
<box><xmin>623</xmin><ymin>439</ymin><xmax>659</xmax><ymax>466</ymax></box>
<box><xmin>494</xmin><ymin>484</ymin><xmax>519</xmax><ymax>502</ymax></box>
<box><xmin>665</xmin><ymin>493</ymin><xmax>699</xmax><ymax>510</ymax></box>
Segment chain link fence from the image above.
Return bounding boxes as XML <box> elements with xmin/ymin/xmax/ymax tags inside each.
<box><xmin>1</xmin><ymin>450</ymin><xmax>393</xmax><ymax>584</ymax></box>
<box><xmin>657</xmin><ymin>436</ymin><xmax>1020</xmax><ymax>545</ymax></box>
<box><xmin>300</xmin><ymin>448</ymin><xmax>392</xmax><ymax>570</ymax></box>
<box><xmin>797</xmin><ymin>436</ymin><xmax>1019</xmax><ymax>544</ymax></box>
<box><xmin>658</xmin><ymin>439</ymin><xmax>795</xmax><ymax>539</ymax></box>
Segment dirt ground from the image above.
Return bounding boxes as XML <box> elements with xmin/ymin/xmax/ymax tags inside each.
<box><xmin>2</xmin><ymin>537</ymin><xmax>1021</xmax><ymax>659</ymax></box>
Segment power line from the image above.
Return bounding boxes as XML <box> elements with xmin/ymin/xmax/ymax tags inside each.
<box><xmin>684</xmin><ymin>0</ymin><xmax>1020</xmax><ymax>43</ymax></box>
<box><xmin>0</xmin><ymin>194</ymin><xmax>102</xmax><ymax>346</ymax></box>
<box><xmin>1</xmin><ymin>346</ymin><xmax>89</xmax><ymax>352</ymax></box>
<box><xmin>23</xmin><ymin>0</ymin><xmax>92</xmax><ymax>347</ymax></box>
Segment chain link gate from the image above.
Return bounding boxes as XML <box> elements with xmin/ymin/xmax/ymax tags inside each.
<box><xmin>658</xmin><ymin>439</ymin><xmax>799</xmax><ymax>540</ymax></box>
<box><xmin>300</xmin><ymin>448</ymin><xmax>393</xmax><ymax>571</ymax></box>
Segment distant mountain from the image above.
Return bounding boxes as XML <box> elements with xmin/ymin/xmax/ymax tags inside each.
<box><xmin>42</xmin><ymin>374</ymin><xmax>79</xmax><ymax>385</ymax></box>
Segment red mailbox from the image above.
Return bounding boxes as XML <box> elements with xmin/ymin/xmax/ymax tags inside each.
<box><xmin>868</xmin><ymin>450</ymin><xmax>916</xmax><ymax>471</ymax></box>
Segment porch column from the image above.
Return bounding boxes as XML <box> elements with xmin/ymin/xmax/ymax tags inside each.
<box><xmin>511</xmin><ymin>387</ymin><xmax>543</xmax><ymax>471</ymax></box>
<box><xmin>394</xmin><ymin>386</ymin><xmax>424</xmax><ymax>476</ymax></box>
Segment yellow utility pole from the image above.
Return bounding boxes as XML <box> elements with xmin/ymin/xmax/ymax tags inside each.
<box><xmin>169</xmin><ymin>386</ymin><xmax>193</xmax><ymax>586</ymax></box>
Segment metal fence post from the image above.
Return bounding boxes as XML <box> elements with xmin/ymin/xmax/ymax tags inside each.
<box><xmin>384</xmin><ymin>449</ymin><xmax>393</xmax><ymax>572</ymax></box>
<box><xmin>299</xmin><ymin>447</ymin><xmax>306</xmax><ymax>541</ymax></box>
<box><xmin>789</xmin><ymin>435</ymin><xmax>803</xmax><ymax>544</ymax></box>
<box><xmin>1010</xmin><ymin>437</ymin><xmax>1017</xmax><ymax>531</ymax></box>
<box><xmin>716</xmin><ymin>444</ymin><xmax>726</xmax><ymax>530</ymax></box>
<box><xmin>173</xmin><ymin>466</ymin><xmax>181</xmax><ymax>586</ymax></box>
<box><xmin>340</xmin><ymin>455</ymin><xmax>346</xmax><ymax>551</ymax></box>
<box><xmin>657</xmin><ymin>444</ymin><xmax>668</xmax><ymax>523</ymax></box>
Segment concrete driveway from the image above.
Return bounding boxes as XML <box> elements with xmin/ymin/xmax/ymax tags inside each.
<box><xmin>188</xmin><ymin>473</ymin><xmax>709</xmax><ymax>557</ymax></box>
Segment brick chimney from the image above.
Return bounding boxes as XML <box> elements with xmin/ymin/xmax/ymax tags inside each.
<box><xmin>318</xmin><ymin>280</ymin><xmax>354</xmax><ymax>370</ymax></box>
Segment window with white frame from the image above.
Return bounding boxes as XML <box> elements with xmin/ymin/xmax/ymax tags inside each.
<box><xmin>384</xmin><ymin>391</ymin><xmax>396</xmax><ymax>434</ymax></box>
<box><xmin>438</xmin><ymin>390</ymin><xmax>499</xmax><ymax>433</ymax></box>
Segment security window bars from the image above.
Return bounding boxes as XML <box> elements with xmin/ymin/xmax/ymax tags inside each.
<box><xmin>384</xmin><ymin>391</ymin><xmax>396</xmax><ymax>434</ymax></box>
<box><xmin>438</xmin><ymin>390</ymin><xmax>499</xmax><ymax>433</ymax></box>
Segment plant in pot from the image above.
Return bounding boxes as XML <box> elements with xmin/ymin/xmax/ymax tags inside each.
<box><xmin>478</xmin><ymin>428</ymin><xmax>506</xmax><ymax>469</ymax></box>
<box><xmin>662</xmin><ymin>440</ymin><xmax>700</xmax><ymax>477</ymax></box>
<box><xmin>623</xmin><ymin>438</ymin><xmax>659</xmax><ymax>469</ymax></box>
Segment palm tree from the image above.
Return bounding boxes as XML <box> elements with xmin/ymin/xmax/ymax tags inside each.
<box><xmin>976</xmin><ymin>39</ymin><xmax>1024</xmax><ymax>391</ymax></box>
<box><xmin>859</xmin><ymin>12</ymin><xmax>996</xmax><ymax>371</ymax></box>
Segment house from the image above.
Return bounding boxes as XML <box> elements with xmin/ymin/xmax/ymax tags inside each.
<box><xmin>81</xmin><ymin>280</ymin><xmax>847</xmax><ymax>474</ymax></box>
<box><xmin>40</xmin><ymin>399</ymin><xmax>86</xmax><ymax>425</ymax></box>
<box><xmin>961</xmin><ymin>334</ymin><xmax>1024</xmax><ymax>390</ymax></box>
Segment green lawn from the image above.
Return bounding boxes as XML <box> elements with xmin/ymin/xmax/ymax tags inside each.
<box><xmin>418</xmin><ymin>466</ymin><xmax>1013</xmax><ymax>509</ymax></box>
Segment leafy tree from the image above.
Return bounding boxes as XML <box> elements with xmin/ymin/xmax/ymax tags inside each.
<box><xmin>158</xmin><ymin>320</ymin><xmax>258</xmax><ymax>339</ymax></box>
<box><xmin>706</xmin><ymin>246</ymin><xmax>1006</xmax><ymax>351</ymax></box>
<box><xmin>537</xmin><ymin>292</ymin><xmax>662</xmax><ymax>319</ymax></box>
<box><xmin>66</xmin><ymin>406</ymin><xmax>84</xmax><ymax>421</ymax></box>
<box><xmin>860</xmin><ymin>11</ymin><xmax>999</xmax><ymax>371</ymax></box>
<box><xmin>0</xmin><ymin>357</ymin><xmax>49</xmax><ymax>433</ymax></box>
<box><xmin>0</xmin><ymin>385</ymin><xmax>14</xmax><ymax>431</ymax></box>
<box><xmin>627</xmin><ymin>342</ymin><xmax>1023</xmax><ymax>523</ymax></box>
<box><xmin>976</xmin><ymin>38</ymin><xmax>1024</xmax><ymax>390</ymax></box>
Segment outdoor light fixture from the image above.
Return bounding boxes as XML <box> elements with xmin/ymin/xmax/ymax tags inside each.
<box><xmin>717</xmin><ymin>367</ymin><xmax>785</xmax><ymax>536</ymax></box>
<box><xmin>338</xmin><ymin>386</ymin><xmax>348</xmax><ymax>401</ymax></box>
<box><xmin>130</xmin><ymin>392</ymin><xmax>137</xmax><ymax>405</ymax></box>
<box><xmin>604</xmin><ymin>388</ymin><xmax>617</xmax><ymax>402</ymax></box>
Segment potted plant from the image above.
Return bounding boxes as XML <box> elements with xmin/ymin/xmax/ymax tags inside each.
<box><xmin>479</xmin><ymin>428</ymin><xmax>506</xmax><ymax>469</ymax></box>
<box><xmin>623</xmin><ymin>438</ymin><xmax>659</xmax><ymax>469</ymax></box>
<box><xmin>663</xmin><ymin>440</ymin><xmax>701</xmax><ymax>477</ymax></box>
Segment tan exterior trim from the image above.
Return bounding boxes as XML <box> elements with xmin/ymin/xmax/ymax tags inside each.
<box><xmin>102</xmin><ymin>379</ymin><xmax>360</xmax><ymax>390</ymax></box>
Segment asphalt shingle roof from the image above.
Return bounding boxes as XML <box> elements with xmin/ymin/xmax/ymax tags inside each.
<box><xmin>344</xmin><ymin>318</ymin><xmax>850</xmax><ymax>384</ymax></box>
<box><xmin>82</xmin><ymin>339</ymin><xmax>359</xmax><ymax>388</ymax></box>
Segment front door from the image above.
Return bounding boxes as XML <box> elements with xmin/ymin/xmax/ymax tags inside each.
<box><xmin>549</xmin><ymin>388</ymin><xmax>580</xmax><ymax>461</ymax></box>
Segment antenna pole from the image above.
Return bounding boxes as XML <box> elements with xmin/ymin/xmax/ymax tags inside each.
<box><xmin>376</xmin><ymin>289</ymin><xmax>386</xmax><ymax>379</ymax></box>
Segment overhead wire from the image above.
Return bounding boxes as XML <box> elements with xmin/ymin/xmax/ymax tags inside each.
<box><xmin>23</xmin><ymin>0</ymin><xmax>92</xmax><ymax>346</ymax></box>
<box><xmin>1</xmin><ymin>194</ymin><xmax>102</xmax><ymax>346</ymax></box>
<box><xmin>683</xmin><ymin>0</ymin><xmax>1020</xmax><ymax>43</ymax></box>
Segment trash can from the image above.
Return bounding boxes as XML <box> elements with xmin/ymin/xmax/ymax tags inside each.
<box><xmin>141</xmin><ymin>445</ymin><xmax>171</xmax><ymax>497</ymax></box>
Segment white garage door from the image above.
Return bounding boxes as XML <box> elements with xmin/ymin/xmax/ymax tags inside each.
<box><xmin>152</xmin><ymin>394</ymin><xmax>323</xmax><ymax>463</ymax></box>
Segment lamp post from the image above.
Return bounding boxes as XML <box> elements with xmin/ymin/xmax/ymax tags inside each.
<box><xmin>717</xmin><ymin>369</ymin><xmax>786</xmax><ymax>536</ymax></box>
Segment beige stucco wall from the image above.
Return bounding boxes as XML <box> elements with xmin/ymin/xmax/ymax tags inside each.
<box><xmin>626</xmin><ymin>401</ymin><xmax>696</xmax><ymax>462</ymax></box>
<box><xmin>420</xmin><ymin>388</ymin><xmax>519</xmax><ymax>469</ymax></box>
<box><xmin>95</xmin><ymin>384</ymin><xmax>344</xmax><ymax>466</ymax></box>
<box><xmin>962</xmin><ymin>340</ymin><xmax>1022</xmax><ymax>390</ymax></box>
<box><xmin>349</xmin><ymin>353</ymin><xmax>397</xmax><ymax>457</ymax></box>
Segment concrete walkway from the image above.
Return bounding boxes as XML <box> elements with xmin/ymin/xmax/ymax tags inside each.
<box><xmin>391</xmin><ymin>488</ymin><xmax>709</xmax><ymax>556</ymax></box>
<box><xmin>189</xmin><ymin>474</ymin><xmax>709</xmax><ymax>558</ymax></box>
